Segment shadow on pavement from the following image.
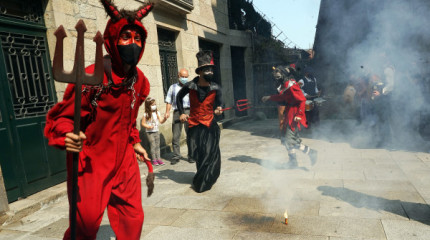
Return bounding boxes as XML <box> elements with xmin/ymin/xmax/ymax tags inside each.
<box><xmin>228</xmin><ymin>155</ymin><xmax>309</xmax><ymax>171</ymax></box>
<box><xmin>156</xmin><ymin>169</ymin><xmax>195</xmax><ymax>184</ymax></box>
<box><xmin>317</xmin><ymin>186</ymin><xmax>430</xmax><ymax>225</ymax></box>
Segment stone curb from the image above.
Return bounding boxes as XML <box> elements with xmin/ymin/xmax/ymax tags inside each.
<box><xmin>0</xmin><ymin>182</ymin><xmax>67</xmax><ymax>227</ymax></box>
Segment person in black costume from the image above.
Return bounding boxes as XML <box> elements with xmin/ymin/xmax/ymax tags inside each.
<box><xmin>299</xmin><ymin>68</ymin><xmax>321</xmax><ymax>127</ymax></box>
<box><xmin>176</xmin><ymin>50</ymin><xmax>223</xmax><ymax>193</ymax></box>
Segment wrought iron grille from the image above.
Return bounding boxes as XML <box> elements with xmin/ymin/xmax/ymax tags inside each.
<box><xmin>158</xmin><ymin>28</ymin><xmax>178</xmax><ymax>95</ymax></box>
<box><xmin>0</xmin><ymin>32</ymin><xmax>55</xmax><ymax>119</ymax></box>
<box><xmin>159</xmin><ymin>49</ymin><xmax>179</xmax><ymax>95</ymax></box>
<box><xmin>159</xmin><ymin>40</ymin><xmax>176</xmax><ymax>51</ymax></box>
<box><xmin>0</xmin><ymin>1</ymin><xmax>44</xmax><ymax>25</ymax></box>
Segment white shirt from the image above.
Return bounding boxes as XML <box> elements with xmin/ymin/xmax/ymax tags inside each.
<box><xmin>144</xmin><ymin>111</ymin><xmax>160</xmax><ymax>133</ymax></box>
<box><xmin>165</xmin><ymin>83</ymin><xmax>190</xmax><ymax>110</ymax></box>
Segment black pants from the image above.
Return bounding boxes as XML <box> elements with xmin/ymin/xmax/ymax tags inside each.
<box><xmin>187</xmin><ymin>123</ymin><xmax>221</xmax><ymax>193</ymax></box>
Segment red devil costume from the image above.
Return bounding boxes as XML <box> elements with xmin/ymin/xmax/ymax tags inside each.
<box><xmin>44</xmin><ymin>1</ymin><xmax>154</xmax><ymax>239</ymax></box>
<box><xmin>176</xmin><ymin>50</ymin><xmax>223</xmax><ymax>193</ymax></box>
<box><xmin>263</xmin><ymin>65</ymin><xmax>317</xmax><ymax>166</ymax></box>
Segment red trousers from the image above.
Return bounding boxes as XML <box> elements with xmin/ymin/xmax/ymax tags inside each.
<box><xmin>63</xmin><ymin>144</ymin><xmax>144</xmax><ymax>240</ymax></box>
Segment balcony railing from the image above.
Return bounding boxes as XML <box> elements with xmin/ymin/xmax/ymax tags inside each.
<box><xmin>158</xmin><ymin>0</ymin><xmax>194</xmax><ymax>14</ymax></box>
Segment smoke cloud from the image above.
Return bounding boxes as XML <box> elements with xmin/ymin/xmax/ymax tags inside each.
<box><xmin>314</xmin><ymin>0</ymin><xmax>430</xmax><ymax>151</ymax></box>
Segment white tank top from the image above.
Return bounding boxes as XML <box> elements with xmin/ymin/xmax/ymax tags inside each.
<box><xmin>144</xmin><ymin>111</ymin><xmax>160</xmax><ymax>132</ymax></box>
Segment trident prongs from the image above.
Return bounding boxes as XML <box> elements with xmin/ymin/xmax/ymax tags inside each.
<box><xmin>221</xmin><ymin>99</ymin><xmax>252</xmax><ymax>112</ymax></box>
<box><xmin>236</xmin><ymin>99</ymin><xmax>251</xmax><ymax>111</ymax></box>
<box><xmin>52</xmin><ymin>20</ymin><xmax>104</xmax><ymax>86</ymax></box>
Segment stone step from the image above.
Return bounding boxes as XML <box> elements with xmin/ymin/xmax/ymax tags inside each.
<box><xmin>0</xmin><ymin>182</ymin><xmax>67</xmax><ymax>227</ymax></box>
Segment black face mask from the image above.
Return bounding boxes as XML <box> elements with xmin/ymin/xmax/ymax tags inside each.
<box><xmin>117</xmin><ymin>43</ymin><xmax>142</xmax><ymax>66</ymax></box>
<box><xmin>203</xmin><ymin>72</ymin><xmax>214</xmax><ymax>82</ymax></box>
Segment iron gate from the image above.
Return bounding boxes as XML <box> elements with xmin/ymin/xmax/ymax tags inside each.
<box><xmin>230</xmin><ymin>46</ymin><xmax>247</xmax><ymax>117</ymax></box>
<box><xmin>252</xmin><ymin>62</ymin><xmax>283</xmax><ymax>118</ymax></box>
<box><xmin>0</xmin><ymin>0</ymin><xmax>66</xmax><ymax>202</ymax></box>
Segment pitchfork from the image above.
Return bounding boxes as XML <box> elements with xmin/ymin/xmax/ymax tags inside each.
<box><xmin>52</xmin><ymin>20</ymin><xmax>104</xmax><ymax>240</ymax></box>
<box><xmin>221</xmin><ymin>99</ymin><xmax>252</xmax><ymax>112</ymax></box>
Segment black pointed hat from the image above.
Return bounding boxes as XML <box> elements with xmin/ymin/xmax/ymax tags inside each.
<box><xmin>195</xmin><ymin>50</ymin><xmax>215</xmax><ymax>74</ymax></box>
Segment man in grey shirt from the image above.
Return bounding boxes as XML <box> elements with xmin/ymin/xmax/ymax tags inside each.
<box><xmin>165</xmin><ymin>68</ymin><xmax>193</xmax><ymax>164</ymax></box>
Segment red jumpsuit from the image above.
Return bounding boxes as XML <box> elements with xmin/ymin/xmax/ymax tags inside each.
<box><xmin>269</xmin><ymin>79</ymin><xmax>308</xmax><ymax>132</ymax></box>
<box><xmin>44</xmin><ymin>18</ymin><xmax>150</xmax><ymax>240</ymax></box>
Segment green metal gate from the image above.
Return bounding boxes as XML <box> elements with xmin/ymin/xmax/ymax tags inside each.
<box><xmin>0</xmin><ymin>0</ymin><xmax>66</xmax><ymax>203</ymax></box>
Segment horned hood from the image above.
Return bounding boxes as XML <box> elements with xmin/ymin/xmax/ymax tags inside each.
<box><xmin>100</xmin><ymin>0</ymin><xmax>153</xmax><ymax>77</ymax></box>
<box><xmin>103</xmin><ymin>18</ymin><xmax>147</xmax><ymax>76</ymax></box>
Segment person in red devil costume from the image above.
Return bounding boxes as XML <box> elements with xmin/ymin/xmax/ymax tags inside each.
<box><xmin>44</xmin><ymin>1</ymin><xmax>154</xmax><ymax>239</ymax></box>
<box><xmin>262</xmin><ymin>65</ymin><xmax>317</xmax><ymax>167</ymax></box>
<box><xmin>176</xmin><ymin>50</ymin><xmax>223</xmax><ymax>193</ymax></box>
<box><xmin>274</xmin><ymin>64</ymin><xmax>297</xmax><ymax>135</ymax></box>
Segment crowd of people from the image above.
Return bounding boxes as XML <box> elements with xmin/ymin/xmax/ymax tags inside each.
<box><xmin>341</xmin><ymin>51</ymin><xmax>430</xmax><ymax>149</ymax></box>
<box><xmin>343</xmin><ymin>55</ymin><xmax>396</xmax><ymax>148</ymax></box>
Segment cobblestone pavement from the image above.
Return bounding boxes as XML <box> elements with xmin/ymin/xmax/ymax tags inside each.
<box><xmin>1</xmin><ymin>119</ymin><xmax>430</xmax><ymax>240</ymax></box>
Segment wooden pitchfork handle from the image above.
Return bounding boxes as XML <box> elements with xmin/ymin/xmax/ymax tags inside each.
<box><xmin>52</xmin><ymin>20</ymin><xmax>104</xmax><ymax>240</ymax></box>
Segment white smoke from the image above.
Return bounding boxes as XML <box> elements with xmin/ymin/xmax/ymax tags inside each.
<box><xmin>314</xmin><ymin>0</ymin><xmax>430</xmax><ymax>150</ymax></box>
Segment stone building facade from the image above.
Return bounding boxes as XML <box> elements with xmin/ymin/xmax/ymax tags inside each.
<box><xmin>46</xmin><ymin>0</ymin><xmax>254</xmax><ymax>142</ymax></box>
<box><xmin>0</xmin><ymin>0</ymin><xmax>254</xmax><ymax>214</ymax></box>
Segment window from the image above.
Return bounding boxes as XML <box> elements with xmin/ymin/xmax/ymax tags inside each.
<box><xmin>157</xmin><ymin>28</ymin><xmax>178</xmax><ymax>95</ymax></box>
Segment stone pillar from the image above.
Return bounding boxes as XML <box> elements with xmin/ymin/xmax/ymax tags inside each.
<box><xmin>0</xmin><ymin>167</ymin><xmax>10</xmax><ymax>215</ymax></box>
<box><xmin>244</xmin><ymin>46</ymin><xmax>254</xmax><ymax>115</ymax></box>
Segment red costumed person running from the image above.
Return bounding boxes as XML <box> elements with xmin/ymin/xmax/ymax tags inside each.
<box><xmin>44</xmin><ymin>1</ymin><xmax>154</xmax><ymax>239</ymax></box>
<box><xmin>262</xmin><ymin>65</ymin><xmax>318</xmax><ymax>167</ymax></box>
<box><xmin>176</xmin><ymin>50</ymin><xmax>223</xmax><ymax>193</ymax></box>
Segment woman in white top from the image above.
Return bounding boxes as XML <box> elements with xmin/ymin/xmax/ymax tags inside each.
<box><xmin>141</xmin><ymin>97</ymin><xmax>167</xmax><ymax>165</ymax></box>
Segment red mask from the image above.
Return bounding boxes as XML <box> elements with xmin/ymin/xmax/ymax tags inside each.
<box><xmin>118</xmin><ymin>29</ymin><xmax>142</xmax><ymax>47</ymax></box>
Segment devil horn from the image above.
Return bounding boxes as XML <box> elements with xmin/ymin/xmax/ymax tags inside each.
<box><xmin>136</xmin><ymin>2</ymin><xmax>154</xmax><ymax>21</ymax></box>
<box><xmin>100</xmin><ymin>0</ymin><xmax>121</xmax><ymax>21</ymax></box>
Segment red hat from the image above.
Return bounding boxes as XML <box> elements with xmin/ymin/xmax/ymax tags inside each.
<box><xmin>289</xmin><ymin>63</ymin><xmax>296</xmax><ymax>70</ymax></box>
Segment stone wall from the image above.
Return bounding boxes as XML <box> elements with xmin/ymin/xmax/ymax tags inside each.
<box><xmin>0</xmin><ymin>168</ymin><xmax>9</xmax><ymax>214</ymax></box>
